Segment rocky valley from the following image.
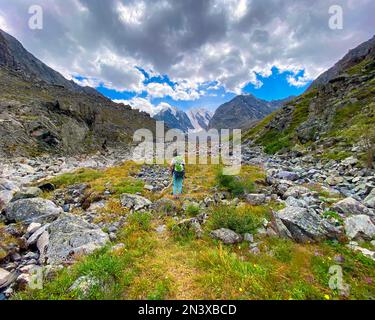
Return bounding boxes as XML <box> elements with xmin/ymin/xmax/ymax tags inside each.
<box><xmin>1</xmin><ymin>27</ymin><xmax>375</xmax><ymax>301</ymax></box>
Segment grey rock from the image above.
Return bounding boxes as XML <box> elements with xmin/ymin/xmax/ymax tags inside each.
<box><xmin>26</xmin><ymin>222</ymin><xmax>42</xmax><ymax>234</ymax></box>
<box><xmin>275</xmin><ymin>206</ymin><xmax>341</xmax><ymax>243</ymax></box>
<box><xmin>11</xmin><ymin>187</ymin><xmax>42</xmax><ymax>202</ymax></box>
<box><xmin>176</xmin><ymin>218</ymin><xmax>203</xmax><ymax>238</ymax></box>
<box><xmin>44</xmin><ymin>214</ymin><xmax>109</xmax><ymax>265</ymax></box>
<box><xmin>364</xmin><ymin>189</ymin><xmax>375</xmax><ymax>208</ymax></box>
<box><xmin>210</xmin><ymin>228</ymin><xmax>243</xmax><ymax>244</ymax></box>
<box><xmin>27</xmin><ymin>224</ymin><xmax>49</xmax><ymax>246</ymax></box>
<box><xmin>120</xmin><ymin>193</ymin><xmax>152</xmax><ymax>211</ymax></box>
<box><xmin>276</xmin><ymin>171</ymin><xmax>299</xmax><ymax>181</ymax></box>
<box><xmin>110</xmin><ymin>243</ymin><xmax>125</xmax><ymax>253</ymax></box>
<box><xmin>283</xmin><ymin>186</ymin><xmax>311</xmax><ymax>199</ymax></box>
<box><xmin>4</xmin><ymin>198</ymin><xmax>62</xmax><ymax>223</ymax></box>
<box><xmin>37</xmin><ymin>231</ymin><xmax>49</xmax><ymax>264</ymax></box>
<box><xmin>245</xmin><ymin>194</ymin><xmax>266</xmax><ymax>206</ymax></box>
<box><xmin>249</xmin><ymin>247</ymin><xmax>261</xmax><ymax>255</ymax></box>
<box><xmin>155</xmin><ymin>225</ymin><xmax>166</xmax><ymax>234</ymax></box>
<box><xmin>332</xmin><ymin>197</ymin><xmax>372</xmax><ymax>216</ymax></box>
<box><xmin>0</xmin><ymin>268</ymin><xmax>10</xmax><ymax>286</ymax></box>
<box><xmin>344</xmin><ymin>215</ymin><xmax>375</xmax><ymax>240</ymax></box>
<box><xmin>244</xmin><ymin>233</ymin><xmax>254</xmax><ymax>242</ymax></box>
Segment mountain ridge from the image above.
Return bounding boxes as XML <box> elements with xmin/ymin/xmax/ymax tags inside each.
<box><xmin>0</xmin><ymin>29</ymin><xmax>156</xmax><ymax>158</ymax></box>
<box><xmin>209</xmin><ymin>94</ymin><xmax>294</xmax><ymax>130</ymax></box>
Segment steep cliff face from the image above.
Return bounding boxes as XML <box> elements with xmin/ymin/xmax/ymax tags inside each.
<box><xmin>0</xmin><ymin>29</ymin><xmax>156</xmax><ymax>158</ymax></box>
<box><xmin>245</xmin><ymin>35</ymin><xmax>375</xmax><ymax>161</ymax></box>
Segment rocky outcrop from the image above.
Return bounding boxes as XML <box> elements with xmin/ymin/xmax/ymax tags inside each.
<box><xmin>120</xmin><ymin>194</ymin><xmax>152</xmax><ymax>211</ymax></box>
<box><xmin>309</xmin><ymin>35</ymin><xmax>375</xmax><ymax>89</ymax></box>
<box><xmin>273</xmin><ymin>206</ymin><xmax>341</xmax><ymax>243</ymax></box>
<box><xmin>40</xmin><ymin>214</ymin><xmax>109</xmax><ymax>265</ymax></box>
<box><xmin>3</xmin><ymin>198</ymin><xmax>63</xmax><ymax>224</ymax></box>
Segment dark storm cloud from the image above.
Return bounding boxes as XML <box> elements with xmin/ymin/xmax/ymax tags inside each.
<box><xmin>0</xmin><ymin>0</ymin><xmax>374</xmax><ymax>94</ymax></box>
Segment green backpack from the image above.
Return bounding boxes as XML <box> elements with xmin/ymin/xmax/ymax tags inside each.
<box><xmin>174</xmin><ymin>156</ymin><xmax>185</xmax><ymax>177</ymax></box>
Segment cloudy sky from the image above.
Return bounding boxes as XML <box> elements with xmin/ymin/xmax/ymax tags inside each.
<box><xmin>0</xmin><ymin>0</ymin><xmax>374</xmax><ymax>114</ymax></box>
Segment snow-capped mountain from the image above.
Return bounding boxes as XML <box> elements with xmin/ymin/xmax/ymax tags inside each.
<box><xmin>153</xmin><ymin>104</ymin><xmax>195</xmax><ymax>132</ymax></box>
<box><xmin>187</xmin><ymin>108</ymin><xmax>213</xmax><ymax>131</ymax></box>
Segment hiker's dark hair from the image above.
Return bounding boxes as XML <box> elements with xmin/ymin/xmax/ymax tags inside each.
<box><xmin>173</xmin><ymin>150</ymin><xmax>178</xmax><ymax>157</ymax></box>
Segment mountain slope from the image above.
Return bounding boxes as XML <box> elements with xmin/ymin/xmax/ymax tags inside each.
<box><xmin>186</xmin><ymin>108</ymin><xmax>213</xmax><ymax>131</ymax></box>
<box><xmin>309</xmin><ymin>35</ymin><xmax>375</xmax><ymax>90</ymax></box>
<box><xmin>245</xmin><ymin>35</ymin><xmax>375</xmax><ymax>161</ymax></box>
<box><xmin>0</xmin><ymin>29</ymin><xmax>156</xmax><ymax>158</ymax></box>
<box><xmin>209</xmin><ymin>94</ymin><xmax>292</xmax><ymax>130</ymax></box>
<box><xmin>0</xmin><ymin>29</ymin><xmax>99</xmax><ymax>96</ymax></box>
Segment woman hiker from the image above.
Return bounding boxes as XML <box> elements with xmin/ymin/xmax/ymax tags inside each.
<box><xmin>170</xmin><ymin>151</ymin><xmax>185</xmax><ymax>198</ymax></box>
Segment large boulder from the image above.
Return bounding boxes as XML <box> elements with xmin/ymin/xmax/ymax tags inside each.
<box><xmin>364</xmin><ymin>189</ymin><xmax>375</xmax><ymax>209</ymax></box>
<box><xmin>120</xmin><ymin>193</ymin><xmax>152</xmax><ymax>211</ymax></box>
<box><xmin>210</xmin><ymin>228</ymin><xmax>243</xmax><ymax>244</ymax></box>
<box><xmin>344</xmin><ymin>215</ymin><xmax>375</xmax><ymax>240</ymax></box>
<box><xmin>3</xmin><ymin>198</ymin><xmax>63</xmax><ymax>223</ymax></box>
<box><xmin>275</xmin><ymin>171</ymin><xmax>299</xmax><ymax>181</ymax></box>
<box><xmin>274</xmin><ymin>206</ymin><xmax>341</xmax><ymax>243</ymax></box>
<box><xmin>245</xmin><ymin>194</ymin><xmax>266</xmax><ymax>206</ymax></box>
<box><xmin>11</xmin><ymin>187</ymin><xmax>42</xmax><ymax>202</ymax></box>
<box><xmin>332</xmin><ymin>197</ymin><xmax>372</xmax><ymax>216</ymax></box>
<box><xmin>42</xmin><ymin>214</ymin><xmax>109</xmax><ymax>265</ymax></box>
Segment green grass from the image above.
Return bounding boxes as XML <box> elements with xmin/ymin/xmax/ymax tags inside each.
<box><xmin>15</xmin><ymin>220</ymin><xmax>157</xmax><ymax>300</ymax></box>
<box><xmin>49</xmin><ymin>168</ymin><xmax>105</xmax><ymax>188</ymax></box>
<box><xmin>251</xmin><ymin>92</ymin><xmax>313</xmax><ymax>154</ymax></box>
<box><xmin>185</xmin><ymin>203</ymin><xmax>200</xmax><ymax>217</ymax></box>
<box><xmin>215</xmin><ymin>168</ymin><xmax>256</xmax><ymax>196</ymax></box>
<box><xmin>323</xmin><ymin>211</ymin><xmax>344</xmax><ymax>225</ymax></box>
<box><xmin>112</xmin><ymin>180</ymin><xmax>144</xmax><ymax>195</ymax></box>
<box><xmin>206</xmin><ymin>205</ymin><xmax>268</xmax><ymax>235</ymax></box>
<box><xmin>127</xmin><ymin>212</ymin><xmax>153</xmax><ymax>231</ymax></box>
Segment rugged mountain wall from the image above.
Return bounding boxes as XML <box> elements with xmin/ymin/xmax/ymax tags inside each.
<box><xmin>245</xmin><ymin>35</ymin><xmax>375</xmax><ymax>163</ymax></box>
<box><xmin>209</xmin><ymin>94</ymin><xmax>292</xmax><ymax>130</ymax></box>
<box><xmin>0</xmin><ymin>29</ymin><xmax>156</xmax><ymax>158</ymax></box>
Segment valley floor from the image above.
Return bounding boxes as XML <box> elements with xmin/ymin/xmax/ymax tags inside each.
<box><xmin>1</xmin><ymin>147</ymin><xmax>375</xmax><ymax>300</ymax></box>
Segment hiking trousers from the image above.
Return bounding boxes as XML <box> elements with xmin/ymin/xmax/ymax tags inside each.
<box><xmin>173</xmin><ymin>174</ymin><xmax>184</xmax><ymax>195</ymax></box>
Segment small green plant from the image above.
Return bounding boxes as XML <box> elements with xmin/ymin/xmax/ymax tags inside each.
<box><xmin>185</xmin><ymin>204</ymin><xmax>200</xmax><ymax>217</ymax></box>
<box><xmin>169</xmin><ymin>220</ymin><xmax>196</xmax><ymax>242</ymax></box>
<box><xmin>323</xmin><ymin>211</ymin><xmax>344</xmax><ymax>225</ymax></box>
<box><xmin>216</xmin><ymin>170</ymin><xmax>244</xmax><ymax>196</ymax></box>
<box><xmin>269</xmin><ymin>238</ymin><xmax>294</xmax><ymax>263</ymax></box>
<box><xmin>207</xmin><ymin>205</ymin><xmax>263</xmax><ymax>234</ymax></box>
<box><xmin>128</xmin><ymin>212</ymin><xmax>153</xmax><ymax>231</ymax></box>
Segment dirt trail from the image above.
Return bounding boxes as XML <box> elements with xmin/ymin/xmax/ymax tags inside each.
<box><xmin>128</xmin><ymin>222</ymin><xmax>203</xmax><ymax>300</ymax></box>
